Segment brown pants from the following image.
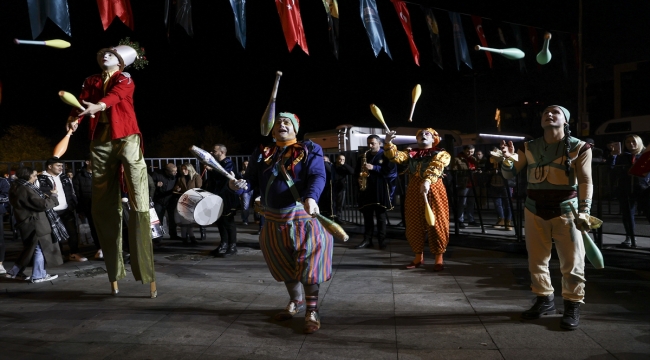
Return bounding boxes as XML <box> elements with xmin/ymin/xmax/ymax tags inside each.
<box><xmin>404</xmin><ymin>177</ymin><xmax>450</xmax><ymax>255</ymax></box>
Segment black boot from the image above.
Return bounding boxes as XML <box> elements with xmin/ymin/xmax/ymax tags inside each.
<box><xmin>354</xmin><ymin>238</ymin><xmax>373</xmax><ymax>249</ymax></box>
<box><xmin>218</xmin><ymin>243</ymin><xmax>238</xmax><ymax>257</ymax></box>
<box><xmin>190</xmin><ymin>236</ymin><xmax>198</xmax><ymax>246</ymax></box>
<box><xmin>378</xmin><ymin>238</ymin><xmax>387</xmax><ymax>250</ymax></box>
<box><xmin>630</xmin><ymin>236</ymin><xmax>638</xmax><ymax>248</ymax></box>
<box><xmin>617</xmin><ymin>237</ymin><xmax>632</xmax><ymax>248</ymax></box>
<box><xmin>200</xmin><ymin>227</ymin><xmax>206</xmax><ymax>241</ymax></box>
<box><xmin>183</xmin><ymin>234</ymin><xmax>190</xmax><ymax>246</ymax></box>
<box><xmin>210</xmin><ymin>242</ymin><xmax>228</xmax><ymax>257</ymax></box>
<box><xmin>560</xmin><ymin>300</ymin><xmax>581</xmax><ymax>330</ymax></box>
<box><xmin>521</xmin><ymin>295</ymin><xmax>557</xmax><ymax>320</ymax></box>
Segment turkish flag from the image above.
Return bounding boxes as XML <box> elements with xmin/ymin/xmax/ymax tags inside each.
<box><xmin>97</xmin><ymin>0</ymin><xmax>134</xmax><ymax>31</ymax></box>
<box><xmin>390</xmin><ymin>0</ymin><xmax>419</xmax><ymax>66</ymax></box>
<box><xmin>275</xmin><ymin>0</ymin><xmax>309</xmax><ymax>55</ymax></box>
<box><xmin>471</xmin><ymin>16</ymin><xmax>492</xmax><ymax>68</ymax></box>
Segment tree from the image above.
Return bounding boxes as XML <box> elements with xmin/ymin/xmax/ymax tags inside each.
<box><xmin>149</xmin><ymin>125</ymin><xmax>241</xmax><ymax>157</ymax></box>
<box><xmin>0</xmin><ymin>125</ymin><xmax>53</xmax><ymax>163</ymax></box>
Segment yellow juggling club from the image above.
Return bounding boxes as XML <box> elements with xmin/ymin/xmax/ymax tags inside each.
<box><xmin>474</xmin><ymin>45</ymin><xmax>525</xmax><ymax>60</ymax></box>
<box><xmin>370</xmin><ymin>104</ymin><xmax>390</xmax><ymax>133</ymax></box>
<box><xmin>14</xmin><ymin>39</ymin><xmax>71</xmax><ymax>49</ymax></box>
<box><xmin>408</xmin><ymin>84</ymin><xmax>422</xmax><ymax>122</ymax></box>
<box><xmin>424</xmin><ymin>193</ymin><xmax>435</xmax><ymax>227</ymax></box>
<box><xmin>59</xmin><ymin>91</ymin><xmax>94</xmax><ymax>118</ymax></box>
<box><xmin>536</xmin><ymin>33</ymin><xmax>552</xmax><ymax>65</ymax></box>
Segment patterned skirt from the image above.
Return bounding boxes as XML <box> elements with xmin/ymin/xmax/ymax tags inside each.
<box><xmin>260</xmin><ymin>204</ymin><xmax>334</xmax><ymax>284</ymax></box>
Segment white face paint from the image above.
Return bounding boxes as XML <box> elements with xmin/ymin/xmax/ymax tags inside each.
<box><xmin>417</xmin><ymin>131</ymin><xmax>434</xmax><ymax>149</ymax></box>
<box><xmin>101</xmin><ymin>52</ymin><xmax>120</xmax><ymax>71</ymax></box>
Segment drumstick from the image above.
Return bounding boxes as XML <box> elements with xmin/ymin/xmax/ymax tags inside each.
<box><xmin>313</xmin><ymin>213</ymin><xmax>349</xmax><ymax>242</ymax></box>
<box><xmin>261</xmin><ymin>71</ymin><xmax>283</xmax><ymax>136</ymax></box>
<box><xmin>53</xmin><ymin>129</ymin><xmax>74</xmax><ymax>158</ymax></box>
<box><xmin>474</xmin><ymin>45</ymin><xmax>525</xmax><ymax>60</ymax></box>
<box><xmin>408</xmin><ymin>84</ymin><xmax>422</xmax><ymax>122</ymax></box>
<box><xmin>59</xmin><ymin>91</ymin><xmax>94</xmax><ymax>118</ymax></box>
<box><xmin>423</xmin><ymin>193</ymin><xmax>435</xmax><ymax>227</ymax></box>
<box><xmin>14</xmin><ymin>38</ymin><xmax>71</xmax><ymax>49</ymax></box>
<box><xmin>536</xmin><ymin>32</ymin><xmax>552</xmax><ymax>65</ymax></box>
<box><xmin>189</xmin><ymin>145</ymin><xmax>238</xmax><ymax>181</ymax></box>
<box><xmin>370</xmin><ymin>104</ymin><xmax>390</xmax><ymax>133</ymax></box>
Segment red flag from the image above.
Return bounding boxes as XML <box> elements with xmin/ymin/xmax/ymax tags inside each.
<box><xmin>97</xmin><ymin>0</ymin><xmax>134</xmax><ymax>30</ymax></box>
<box><xmin>471</xmin><ymin>16</ymin><xmax>492</xmax><ymax>68</ymax></box>
<box><xmin>275</xmin><ymin>0</ymin><xmax>309</xmax><ymax>55</ymax></box>
<box><xmin>390</xmin><ymin>0</ymin><xmax>419</xmax><ymax>66</ymax></box>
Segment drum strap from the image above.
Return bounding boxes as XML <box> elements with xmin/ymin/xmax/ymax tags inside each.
<box><xmin>264</xmin><ymin>159</ymin><xmax>302</xmax><ymax>207</ymax></box>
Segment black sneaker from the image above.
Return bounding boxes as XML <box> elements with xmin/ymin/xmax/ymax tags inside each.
<box><xmin>521</xmin><ymin>295</ymin><xmax>557</xmax><ymax>320</ymax></box>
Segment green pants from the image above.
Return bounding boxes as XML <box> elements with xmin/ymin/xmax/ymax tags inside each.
<box><xmin>91</xmin><ymin>123</ymin><xmax>155</xmax><ymax>283</ymax></box>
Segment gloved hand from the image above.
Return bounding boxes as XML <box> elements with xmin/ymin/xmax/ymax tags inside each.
<box><xmin>304</xmin><ymin>197</ymin><xmax>319</xmax><ymax>216</ymax></box>
<box><xmin>421</xmin><ymin>180</ymin><xmax>431</xmax><ymax>195</ymax></box>
<box><xmin>574</xmin><ymin>212</ymin><xmax>591</xmax><ymax>232</ymax></box>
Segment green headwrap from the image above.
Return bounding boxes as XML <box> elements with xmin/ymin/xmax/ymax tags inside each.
<box><xmin>278</xmin><ymin>112</ymin><xmax>300</xmax><ymax>133</ymax></box>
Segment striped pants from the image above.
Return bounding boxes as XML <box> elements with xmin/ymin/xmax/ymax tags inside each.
<box><xmin>404</xmin><ymin>177</ymin><xmax>450</xmax><ymax>255</ymax></box>
<box><xmin>260</xmin><ymin>205</ymin><xmax>333</xmax><ymax>285</ymax></box>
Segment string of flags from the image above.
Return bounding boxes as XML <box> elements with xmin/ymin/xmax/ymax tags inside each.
<box><xmin>19</xmin><ymin>0</ymin><xmax>579</xmax><ymax>72</ymax></box>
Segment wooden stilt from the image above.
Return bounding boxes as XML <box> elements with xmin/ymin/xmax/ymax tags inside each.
<box><xmin>111</xmin><ymin>281</ymin><xmax>119</xmax><ymax>296</ymax></box>
<box><xmin>150</xmin><ymin>281</ymin><xmax>157</xmax><ymax>298</ymax></box>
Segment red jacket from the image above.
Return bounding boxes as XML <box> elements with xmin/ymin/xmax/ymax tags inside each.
<box><xmin>74</xmin><ymin>71</ymin><xmax>142</xmax><ymax>141</ymax></box>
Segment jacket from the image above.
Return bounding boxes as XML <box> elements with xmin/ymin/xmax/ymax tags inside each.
<box><xmin>37</xmin><ymin>173</ymin><xmax>77</xmax><ymax>212</ymax></box>
<box><xmin>72</xmin><ymin>168</ymin><xmax>93</xmax><ymax>214</ymax></box>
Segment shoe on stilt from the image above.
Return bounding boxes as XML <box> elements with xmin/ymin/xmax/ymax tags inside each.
<box><xmin>560</xmin><ymin>300</ymin><xmax>581</xmax><ymax>330</ymax></box>
<box><xmin>353</xmin><ymin>238</ymin><xmax>373</xmax><ymax>249</ymax></box>
<box><xmin>521</xmin><ymin>295</ymin><xmax>557</xmax><ymax>320</ymax></box>
<box><xmin>303</xmin><ymin>310</ymin><xmax>321</xmax><ymax>334</ymax></box>
<box><xmin>274</xmin><ymin>300</ymin><xmax>305</xmax><ymax>321</ymax></box>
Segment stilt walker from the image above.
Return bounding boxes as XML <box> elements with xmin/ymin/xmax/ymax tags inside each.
<box><xmin>66</xmin><ymin>39</ymin><xmax>156</xmax><ymax>298</ymax></box>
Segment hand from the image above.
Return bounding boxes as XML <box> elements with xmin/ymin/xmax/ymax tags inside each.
<box><xmin>229</xmin><ymin>178</ymin><xmax>247</xmax><ymax>191</ymax></box>
<box><xmin>500</xmin><ymin>140</ymin><xmax>515</xmax><ymax>158</ymax></box>
<box><xmin>66</xmin><ymin>117</ymin><xmax>79</xmax><ymax>132</ymax></box>
<box><xmin>156</xmin><ymin>181</ymin><xmax>163</xmax><ymax>187</ymax></box>
<box><xmin>575</xmin><ymin>213</ymin><xmax>591</xmax><ymax>232</ymax></box>
<box><xmin>175</xmin><ymin>186</ymin><xmax>181</xmax><ymax>192</ymax></box>
<box><xmin>78</xmin><ymin>100</ymin><xmax>103</xmax><ymax>116</ymax></box>
<box><xmin>421</xmin><ymin>180</ymin><xmax>431</xmax><ymax>195</ymax></box>
<box><xmin>304</xmin><ymin>197</ymin><xmax>319</xmax><ymax>216</ymax></box>
<box><xmin>385</xmin><ymin>130</ymin><xmax>397</xmax><ymax>144</ymax></box>
<box><xmin>364</xmin><ymin>163</ymin><xmax>374</xmax><ymax>171</ymax></box>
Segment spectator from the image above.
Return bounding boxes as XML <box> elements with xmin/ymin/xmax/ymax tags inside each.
<box><xmin>609</xmin><ymin>134</ymin><xmax>650</xmax><ymax>248</ymax></box>
<box><xmin>66</xmin><ymin>170</ymin><xmax>74</xmax><ymax>180</ymax></box>
<box><xmin>489</xmin><ymin>147</ymin><xmax>514</xmax><ymax>231</ymax></box>
<box><xmin>475</xmin><ymin>150</ymin><xmax>489</xmax><ymax>209</ymax></box>
<box><xmin>152</xmin><ymin>163</ymin><xmax>180</xmax><ymax>242</ymax></box>
<box><xmin>319</xmin><ymin>156</ymin><xmax>334</xmax><ymax>218</ymax></box>
<box><xmin>584</xmin><ymin>138</ymin><xmax>605</xmax><ymax>163</ymax></box>
<box><xmin>453</xmin><ymin>145</ymin><xmax>478</xmax><ymax>228</ymax></box>
<box><xmin>6</xmin><ymin>167</ymin><xmax>65</xmax><ymax>282</ymax></box>
<box><xmin>332</xmin><ymin>154</ymin><xmax>354</xmax><ymax>221</ymax></box>
<box><xmin>173</xmin><ymin>163</ymin><xmax>202</xmax><ymax>245</ymax></box>
<box><xmin>0</xmin><ymin>174</ymin><xmax>10</xmax><ymax>274</ymax></box>
<box><xmin>239</xmin><ymin>160</ymin><xmax>253</xmax><ymax>225</ymax></box>
<box><xmin>72</xmin><ymin>155</ymin><xmax>101</xmax><ymax>259</ymax></box>
<box><xmin>37</xmin><ymin>158</ymin><xmax>86</xmax><ymax>262</ymax></box>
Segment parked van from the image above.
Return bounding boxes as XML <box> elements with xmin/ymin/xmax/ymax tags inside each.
<box><xmin>594</xmin><ymin>115</ymin><xmax>650</xmax><ymax>137</ymax></box>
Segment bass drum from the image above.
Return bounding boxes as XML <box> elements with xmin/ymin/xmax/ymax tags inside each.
<box><xmin>177</xmin><ymin>189</ymin><xmax>224</xmax><ymax>226</ymax></box>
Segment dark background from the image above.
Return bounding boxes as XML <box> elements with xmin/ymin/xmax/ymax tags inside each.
<box><xmin>0</xmin><ymin>0</ymin><xmax>649</xmax><ymax>157</ymax></box>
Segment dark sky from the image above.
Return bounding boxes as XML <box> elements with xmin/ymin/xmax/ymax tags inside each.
<box><xmin>1</xmin><ymin>0</ymin><xmax>649</xmax><ymax>156</ymax></box>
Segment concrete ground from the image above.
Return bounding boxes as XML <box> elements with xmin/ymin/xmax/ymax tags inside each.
<box><xmin>1</xmin><ymin>223</ymin><xmax>649</xmax><ymax>360</ymax></box>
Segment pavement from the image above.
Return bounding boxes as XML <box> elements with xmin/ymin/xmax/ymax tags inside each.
<box><xmin>0</xmin><ymin>221</ymin><xmax>650</xmax><ymax>360</ymax></box>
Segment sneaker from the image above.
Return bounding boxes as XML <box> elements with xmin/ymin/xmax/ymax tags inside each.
<box><xmin>505</xmin><ymin>220</ymin><xmax>514</xmax><ymax>231</ymax></box>
<box><xmin>5</xmin><ymin>272</ymin><xmax>30</xmax><ymax>281</ymax></box>
<box><xmin>0</xmin><ymin>264</ymin><xmax>6</xmax><ymax>275</ymax></box>
<box><xmin>242</xmin><ymin>222</ymin><xmax>249</xmax><ymax>226</ymax></box>
<box><xmin>32</xmin><ymin>274</ymin><xmax>58</xmax><ymax>283</ymax></box>
<box><xmin>493</xmin><ymin>219</ymin><xmax>505</xmax><ymax>228</ymax></box>
<box><xmin>69</xmin><ymin>254</ymin><xmax>88</xmax><ymax>262</ymax></box>
<box><xmin>94</xmin><ymin>249</ymin><xmax>104</xmax><ymax>259</ymax></box>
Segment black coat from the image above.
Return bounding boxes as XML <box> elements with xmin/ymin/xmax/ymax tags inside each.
<box><xmin>37</xmin><ymin>173</ymin><xmax>77</xmax><ymax>212</ymax></box>
<box><xmin>72</xmin><ymin>169</ymin><xmax>93</xmax><ymax>214</ymax></box>
<box><xmin>151</xmin><ymin>170</ymin><xmax>177</xmax><ymax>205</ymax></box>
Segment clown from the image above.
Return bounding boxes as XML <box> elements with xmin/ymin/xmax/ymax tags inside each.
<box><xmin>500</xmin><ymin>105</ymin><xmax>592</xmax><ymax>330</ymax></box>
<box><xmin>384</xmin><ymin>128</ymin><xmax>451</xmax><ymax>270</ymax></box>
<box><xmin>230</xmin><ymin>112</ymin><xmax>333</xmax><ymax>334</ymax></box>
<box><xmin>66</xmin><ymin>41</ymin><xmax>156</xmax><ymax>298</ymax></box>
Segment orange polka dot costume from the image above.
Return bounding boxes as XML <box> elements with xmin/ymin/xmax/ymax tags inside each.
<box><xmin>384</xmin><ymin>128</ymin><xmax>451</xmax><ymax>261</ymax></box>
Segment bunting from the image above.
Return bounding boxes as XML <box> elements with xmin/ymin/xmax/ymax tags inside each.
<box><xmin>321</xmin><ymin>0</ymin><xmax>339</xmax><ymax>59</ymax></box>
<box><xmin>229</xmin><ymin>0</ymin><xmax>247</xmax><ymax>48</ymax></box>
<box><xmin>391</xmin><ymin>1</ymin><xmax>419</xmax><ymax>66</ymax></box>
<box><xmin>165</xmin><ymin>0</ymin><xmax>194</xmax><ymax>38</ymax></box>
<box><xmin>27</xmin><ymin>0</ymin><xmax>71</xmax><ymax>39</ymax></box>
<box><xmin>422</xmin><ymin>7</ymin><xmax>442</xmax><ymax>69</ymax></box>
<box><xmin>275</xmin><ymin>0</ymin><xmax>309</xmax><ymax>54</ymax></box>
<box><xmin>97</xmin><ymin>0</ymin><xmax>134</xmax><ymax>31</ymax></box>
<box><xmin>511</xmin><ymin>24</ymin><xmax>527</xmax><ymax>73</ymax></box>
<box><xmin>471</xmin><ymin>15</ymin><xmax>492</xmax><ymax>68</ymax></box>
<box><xmin>449</xmin><ymin>12</ymin><xmax>471</xmax><ymax>70</ymax></box>
<box><xmin>360</xmin><ymin>0</ymin><xmax>391</xmax><ymax>59</ymax></box>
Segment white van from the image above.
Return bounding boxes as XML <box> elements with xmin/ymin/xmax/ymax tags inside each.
<box><xmin>594</xmin><ymin>115</ymin><xmax>650</xmax><ymax>137</ymax></box>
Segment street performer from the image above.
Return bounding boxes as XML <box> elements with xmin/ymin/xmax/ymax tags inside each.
<box><xmin>229</xmin><ymin>113</ymin><xmax>333</xmax><ymax>334</ymax></box>
<box><xmin>384</xmin><ymin>128</ymin><xmax>451</xmax><ymax>271</ymax></box>
<box><xmin>66</xmin><ymin>40</ymin><xmax>156</xmax><ymax>298</ymax></box>
<box><xmin>500</xmin><ymin>105</ymin><xmax>592</xmax><ymax>330</ymax></box>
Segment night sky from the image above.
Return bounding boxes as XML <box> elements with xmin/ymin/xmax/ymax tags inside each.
<box><xmin>1</xmin><ymin>0</ymin><xmax>648</xmax><ymax>157</ymax></box>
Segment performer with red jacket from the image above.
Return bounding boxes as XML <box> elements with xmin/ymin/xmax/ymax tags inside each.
<box><xmin>66</xmin><ymin>40</ymin><xmax>156</xmax><ymax>298</ymax></box>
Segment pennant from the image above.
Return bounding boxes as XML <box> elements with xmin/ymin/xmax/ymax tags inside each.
<box><xmin>510</xmin><ymin>24</ymin><xmax>527</xmax><ymax>73</ymax></box>
<box><xmin>229</xmin><ymin>0</ymin><xmax>247</xmax><ymax>48</ymax></box>
<box><xmin>471</xmin><ymin>16</ymin><xmax>492</xmax><ymax>68</ymax></box>
<box><xmin>97</xmin><ymin>0</ymin><xmax>134</xmax><ymax>31</ymax></box>
<box><xmin>422</xmin><ymin>7</ymin><xmax>442</xmax><ymax>69</ymax></box>
<box><xmin>26</xmin><ymin>0</ymin><xmax>71</xmax><ymax>39</ymax></box>
<box><xmin>390</xmin><ymin>1</ymin><xmax>419</xmax><ymax>65</ymax></box>
<box><xmin>449</xmin><ymin>12</ymin><xmax>471</xmax><ymax>70</ymax></box>
<box><xmin>321</xmin><ymin>0</ymin><xmax>339</xmax><ymax>59</ymax></box>
<box><xmin>275</xmin><ymin>0</ymin><xmax>309</xmax><ymax>55</ymax></box>
<box><xmin>165</xmin><ymin>0</ymin><xmax>194</xmax><ymax>38</ymax></box>
<box><xmin>360</xmin><ymin>0</ymin><xmax>392</xmax><ymax>59</ymax></box>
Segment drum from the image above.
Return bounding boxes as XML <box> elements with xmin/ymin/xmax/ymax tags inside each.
<box><xmin>177</xmin><ymin>189</ymin><xmax>224</xmax><ymax>226</ymax></box>
<box><xmin>150</xmin><ymin>203</ymin><xmax>165</xmax><ymax>239</ymax></box>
